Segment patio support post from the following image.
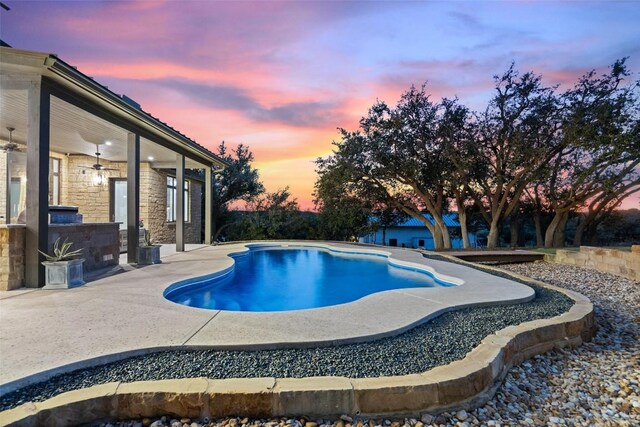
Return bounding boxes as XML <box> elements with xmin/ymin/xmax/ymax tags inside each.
<box><xmin>25</xmin><ymin>79</ymin><xmax>50</xmax><ymax>288</ymax></box>
<box><xmin>5</xmin><ymin>149</ymin><xmax>11</xmax><ymax>224</ymax></box>
<box><xmin>176</xmin><ymin>154</ymin><xmax>185</xmax><ymax>251</ymax></box>
<box><xmin>127</xmin><ymin>132</ymin><xmax>140</xmax><ymax>264</ymax></box>
<box><xmin>204</xmin><ymin>166</ymin><xmax>212</xmax><ymax>245</ymax></box>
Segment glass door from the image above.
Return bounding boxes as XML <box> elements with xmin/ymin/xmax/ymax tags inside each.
<box><xmin>110</xmin><ymin>179</ymin><xmax>127</xmax><ymax>230</ymax></box>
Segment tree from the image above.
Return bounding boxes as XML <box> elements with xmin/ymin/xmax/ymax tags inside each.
<box><xmin>209</xmin><ymin>142</ymin><xmax>264</xmax><ymax>241</ymax></box>
<box><xmin>315</xmin><ymin>86</ymin><xmax>455</xmax><ymax>250</ymax></box>
<box><xmin>227</xmin><ymin>188</ymin><xmax>314</xmax><ymax>240</ymax></box>
<box><xmin>438</xmin><ymin>98</ymin><xmax>485</xmax><ymax>248</ymax></box>
<box><xmin>459</xmin><ymin>65</ymin><xmax>563</xmax><ymax>248</ymax></box>
<box><xmin>314</xmin><ymin>159</ymin><xmax>373</xmax><ymax>241</ymax></box>
<box><xmin>573</xmin><ymin>186</ymin><xmax>640</xmax><ymax>245</ymax></box>
<box><xmin>542</xmin><ymin>59</ymin><xmax>640</xmax><ymax>247</ymax></box>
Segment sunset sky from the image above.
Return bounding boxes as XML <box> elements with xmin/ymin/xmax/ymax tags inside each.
<box><xmin>1</xmin><ymin>1</ymin><xmax>639</xmax><ymax>210</ymax></box>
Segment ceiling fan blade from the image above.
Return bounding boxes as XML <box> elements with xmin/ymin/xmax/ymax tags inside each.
<box><xmin>100</xmin><ymin>167</ymin><xmax>120</xmax><ymax>171</ymax></box>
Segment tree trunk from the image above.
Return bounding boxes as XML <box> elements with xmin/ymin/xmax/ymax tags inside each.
<box><xmin>574</xmin><ymin>215</ymin><xmax>586</xmax><ymax>247</ymax></box>
<box><xmin>510</xmin><ymin>219</ymin><xmax>519</xmax><ymax>248</ymax></box>
<box><xmin>534</xmin><ymin>212</ymin><xmax>544</xmax><ymax>247</ymax></box>
<box><xmin>382</xmin><ymin>227</ymin><xmax>387</xmax><ymax>246</ymax></box>
<box><xmin>487</xmin><ymin>218</ymin><xmax>500</xmax><ymax>249</ymax></box>
<box><xmin>544</xmin><ymin>211</ymin><xmax>564</xmax><ymax>248</ymax></box>
<box><xmin>552</xmin><ymin>212</ymin><xmax>569</xmax><ymax>248</ymax></box>
<box><xmin>458</xmin><ymin>209</ymin><xmax>470</xmax><ymax>249</ymax></box>
<box><xmin>433</xmin><ymin>224</ymin><xmax>444</xmax><ymax>250</ymax></box>
<box><xmin>434</xmin><ymin>217</ymin><xmax>452</xmax><ymax>249</ymax></box>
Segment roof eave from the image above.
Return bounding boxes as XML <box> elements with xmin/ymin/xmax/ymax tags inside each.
<box><xmin>48</xmin><ymin>57</ymin><xmax>228</xmax><ymax>168</ymax></box>
<box><xmin>0</xmin><ymin>46</ymin><xmax>228</xmax><ymax>169</ymax></box>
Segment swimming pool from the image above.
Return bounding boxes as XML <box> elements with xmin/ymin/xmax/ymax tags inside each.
<box><xmin>164</xmin><ymin>245</ymin><xmax>454</xmax><ymax>312</ymax></box>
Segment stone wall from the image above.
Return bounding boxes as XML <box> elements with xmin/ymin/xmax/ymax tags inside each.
<box><xmin>0</xmin><ymin>150</ymin><xmax>205</xmax><ymax>289</ymax></box>
<box><xmin>0</xmin><ymin>225</ymin><xmax>25</xmax><ymax>290</ymax></box>
<box><xmin>549</xmin><ymin>246</ymin><xmax>640</xmax><ymax>281</ymax></box>
<box><xmin>65</xmin><ymin>155</ymin><xmax>127</xmax><ymax>223</ymax></box>
<box><xmin>141</xmin><ymin>168</ymin><xmax>202</xmax><ymax>245</ymax></box>
<box><xmin>63</xmin><ymin>154</ymin><xmax>203</xmax><ymax>244</ymax></box>
<box><xmin>48</xmin><ymin>223</ymin><xmax>120</xmax><ymax>272</ymax></box>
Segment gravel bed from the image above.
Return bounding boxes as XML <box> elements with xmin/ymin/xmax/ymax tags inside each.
<box><xmin>0</xmin><ymin>279</ymin><xmax>572</xmax><ymax>412</ymax></box>
<box><xmin>82</xmin><ymin>262</ymin><xmax>639</xmax><ymax>427</ymax></box>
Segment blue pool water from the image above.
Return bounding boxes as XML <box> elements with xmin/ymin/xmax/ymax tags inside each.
<box><xmin>165</xmin><ymin>246</ymin><xmax>451</xmax><ymax>312</ymax></box>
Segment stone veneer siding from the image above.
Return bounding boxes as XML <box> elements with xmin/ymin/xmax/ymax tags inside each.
<box><xmin>0</xmin><ymin>149</ymin><xmax>203</xmax><ymax>243</ymax></box>
<box><xmin>63</xmin><ymin>154</ymin><xmax>203</xmax><ymax>244</ymax></box>
<box><xmin>548</xmin><ymin>245</ymin><xmax>640</xmax><ymax>281</ymax></box>
<box><xmin>0</xmin><ymin>225</ymin><xmax>25</xmax><ymax>290</ymax></box>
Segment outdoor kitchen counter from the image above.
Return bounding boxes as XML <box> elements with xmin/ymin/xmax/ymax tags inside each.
<box><xmin>48</xmin><ymin>223</ymin><xmax>120</xmax><ymax>272</ymax></box>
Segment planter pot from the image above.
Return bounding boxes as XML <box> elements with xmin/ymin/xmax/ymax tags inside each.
<box><xmin>137</xmin><ymin>245</ymin><xmax>162</xmax><ymax>265</ymax></box>
<box><xmin>42</xmin><ymin>258</ymin><xmax>85</xmax><ymax>289</ymax></box>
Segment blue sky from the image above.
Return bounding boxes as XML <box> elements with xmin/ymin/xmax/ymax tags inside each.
<box><xmin>1</xmin><ymin>0</ymin><xmax>638</xmax><ymax>208</ymax></box>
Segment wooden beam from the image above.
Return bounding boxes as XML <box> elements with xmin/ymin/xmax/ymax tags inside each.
<box><xmin>25</xmin><ymin>79</ymin><xmax>50</xmax><ymax>288</ymax></box>
<box><xmin>127</xmin><ymin>133</ymin><xmax>140</xmax><ymax>264</ymax></box>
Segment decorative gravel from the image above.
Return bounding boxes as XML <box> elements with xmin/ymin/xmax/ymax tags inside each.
<box><xmin>0</xmin><ymin>276</ymin><xmax>572</xmax><ymax>412</ymax></box>
<box><xmin>61</xmin><ymin>262</ymin><xmax>639</xmax><ymax>427</ymax></box>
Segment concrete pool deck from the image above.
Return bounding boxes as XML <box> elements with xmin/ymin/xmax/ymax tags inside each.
<box><xmin>0</xmin><ymin>242</ymin><xmax>535</xmax><ymax>393</ymax></box>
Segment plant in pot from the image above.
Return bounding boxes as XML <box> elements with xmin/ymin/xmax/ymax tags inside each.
<box><xmin>137</xmin><ymin>229</ymin><xmax>161</xmax><ymax>265</ymax></box>
<box><xmin>39</xmin><ymin>238</ymin><xmax>85</xmax><ymax>289</ymax></box>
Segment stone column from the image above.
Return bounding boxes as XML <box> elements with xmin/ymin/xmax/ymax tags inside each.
<box><xmin>127</xmin><ymin>133</ymin><xmax>140</xmax><ymax>264</ymax></box>
<box><xmin>176</xmin><ymin>154</ymin><xmax>185</xmax><ymax>252</ymax></box>
<box><xmin>25</xmin><ymin>79</ymin><xmax>50</xmax><ymax>288</ymax></box>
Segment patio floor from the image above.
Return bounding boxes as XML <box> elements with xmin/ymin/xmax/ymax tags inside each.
<box><xmin>0</xmin><ymin>242</ymin><xmax>534</xmax><ymax>393</ymax></box>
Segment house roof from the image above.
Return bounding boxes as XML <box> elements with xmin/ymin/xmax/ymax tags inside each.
<box><xmin>393</xmin><ymin>213</ymin><xmax>461</xmax><ymax>228</ymax></box>
<box><xmin>0</xmin><ymin>45</ymin><xmax>229</xmax><ymax>169</ymax></box>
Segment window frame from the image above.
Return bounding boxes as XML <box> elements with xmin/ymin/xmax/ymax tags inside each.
<box><xmin>48</xmin><ymin>157</ymin><xmax>61</xmax><ymax>206</ymax></box>
<box><xmin>166</xmin><ymin>176</ymin><xmax>190</xmax><ymax>223</ymax></box>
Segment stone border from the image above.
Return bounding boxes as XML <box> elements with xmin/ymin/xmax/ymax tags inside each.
<box><xmin>0</xmin><ymin>261</ymin><xmax>595</xmax><ymax>426</ymax></box>
<box><xmin>0</xmin><ymin>242</ymin><xmax>535</xmax><ymax>394</ymax></box>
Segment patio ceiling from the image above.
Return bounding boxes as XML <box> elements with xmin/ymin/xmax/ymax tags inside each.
<box><xmin>0</xmin><ymin>90</ymin><xmax>208</xmax><ymax>168</ymax></box>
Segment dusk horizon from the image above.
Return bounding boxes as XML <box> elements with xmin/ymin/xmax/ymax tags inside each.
<box><xmin>2</xmin><ymin>0</ymin><xmax>639</xmax><ymax>210</ymax></box>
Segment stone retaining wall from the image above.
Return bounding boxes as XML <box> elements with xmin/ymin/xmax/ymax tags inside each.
<box><xmin>548</xmin><ymin>245</ymin><xmax>639</xmax><ymax>281</ymax></box>
<box><xmin>0</xmin><ymin>225</ymin><xmax>25</xmax><ymax>291</ymax></box>
<box><xmin>0</xmin><ymin>266</ymin><xmax>595</xmax><ymax>426</ymax></box>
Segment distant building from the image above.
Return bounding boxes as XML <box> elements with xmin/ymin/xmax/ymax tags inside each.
<box><xmin>359</xmin><ymin>213</ymin><xmax>478</xmax><ymax>249</ymax></box>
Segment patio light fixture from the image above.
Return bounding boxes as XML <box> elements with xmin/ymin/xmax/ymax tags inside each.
<box><xmin>93</xmin><ymin>171</ymin><xmax>106</xmax><ymax>186</ymax></box>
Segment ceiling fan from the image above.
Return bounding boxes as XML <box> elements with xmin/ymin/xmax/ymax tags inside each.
<box><xmin>1</xmin><ymin>127</ymin><xmax>21</xmax><ymax>152</ymax></box>
<box><xmin>79</xmin><ymin>144</ymin><xmax>118</xmax><ymax>171</ymax></box>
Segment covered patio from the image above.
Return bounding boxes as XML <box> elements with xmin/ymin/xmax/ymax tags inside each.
<box><xmin>0</xmin><ymin>46</ymin><xmax>227</xmax><ymax>289</ymax></box>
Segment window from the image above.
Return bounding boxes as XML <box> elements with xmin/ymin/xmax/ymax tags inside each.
<box><xmin>48</xmin><ymin>157</ymin><xmax>61</xmax><ymax>205</ymax></box>
<box><xmin>10</xmin><ymin>178</ymin><xmax>21</xmax><ymax>219</ymax></box>
<box><xmin>166</xmin><ymin>176</ymin><xmax>190</xmax><ymax>222</ymax></box>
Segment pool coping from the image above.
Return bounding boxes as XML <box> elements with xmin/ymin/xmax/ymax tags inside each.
<box><xmin>0</xmin><ymin>256</ymin><xmax>595</xmax><ymax>425</ymax></box>
<box><xmin>0</xmin><ymin>242</ymin><xmax>535</xmax><ymax>394</ymax></box>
